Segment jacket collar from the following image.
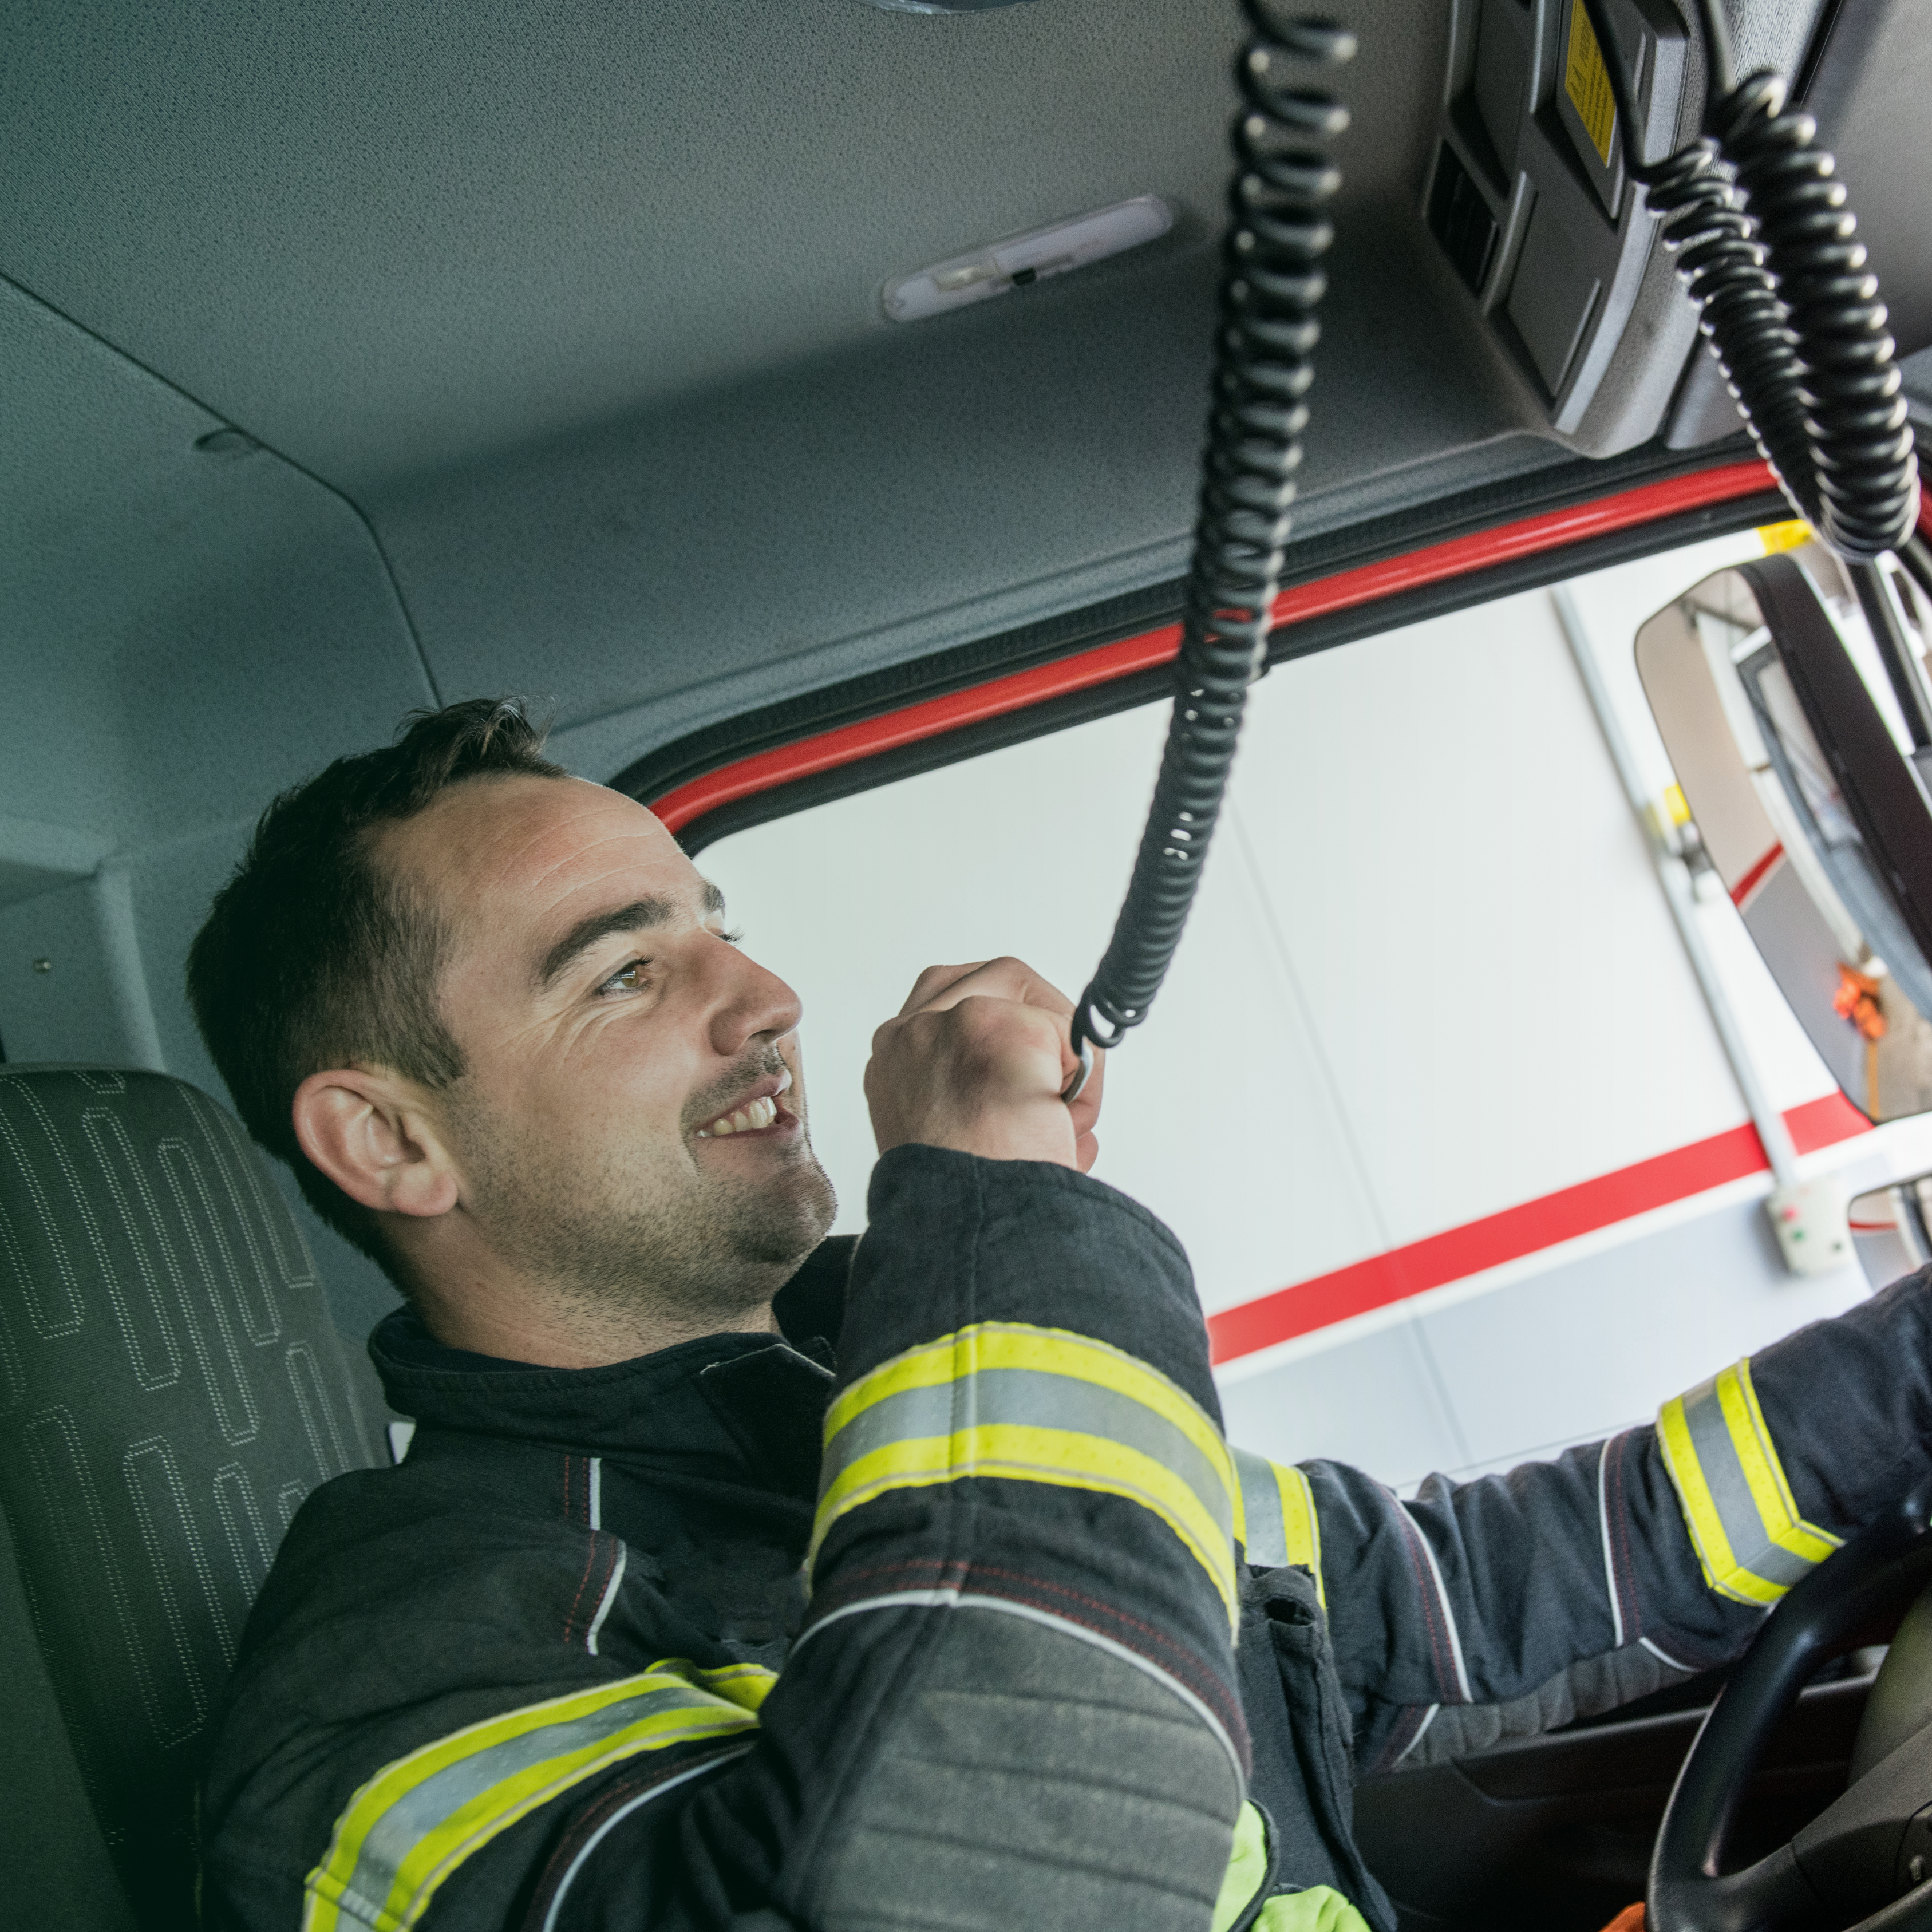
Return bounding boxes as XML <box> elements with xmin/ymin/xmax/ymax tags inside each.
<box><xmin>366</xmin><ymin>1236</ymin><xmax>855</xmax><ymax>1498</ymax></box>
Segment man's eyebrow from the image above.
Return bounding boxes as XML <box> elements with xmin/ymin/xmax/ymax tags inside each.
<box><xmin>534</xmin><ymin>882</ymin><xmax>729</xmax><ymax>993</ymax></box>
<box><xmin>536</xmin><ymin>898</ymin><xmax>672</xmax><ymax>991</ymax></box>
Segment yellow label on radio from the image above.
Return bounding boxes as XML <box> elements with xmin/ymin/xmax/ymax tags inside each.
<box><xmin>1566</xmin><ymin>0</ymin><xmax>1617</xmax><ymax>166</ymax></box>
<box><xmin>1759</xmin><ymin>519</ymin><xmax>1814</xmax><ymax>555</ymax></box>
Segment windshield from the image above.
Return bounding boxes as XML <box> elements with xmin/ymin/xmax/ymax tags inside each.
<box><xmin>703</xmin><ymin>524</ymin><xmax>1878</xmax><ymax>1492</ymax></box>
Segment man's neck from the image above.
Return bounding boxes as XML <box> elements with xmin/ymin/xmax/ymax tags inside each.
<box><xmin>410</xmin><ymin>1287</ymin><xmax>779</xmax><ymax>1369</ymax></box>
<box><xmin>387</xmin><ymin>1232</ymin><xmax>779</xmax><ymax>1366</ymax></box>
<box><xmin>380</xmin><ymin>1210</ymin><xmax>793</xmax><ymax>1366</ymax></box>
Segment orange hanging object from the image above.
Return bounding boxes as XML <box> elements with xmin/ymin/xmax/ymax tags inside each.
<box><xmin>1597</xmin><ymin>1907</ymin><xmax>1645</xmax><ymax>1932</ymax></box>
<box><xmin>1834</xmin><ymin>965</ymin><xmax>1888</xmax><ymax>1041</ymax></box>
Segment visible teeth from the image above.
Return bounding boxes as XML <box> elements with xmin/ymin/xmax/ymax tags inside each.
<box><xmin>698</xmin><ymin>1095</ymin><xmax>778</xmax><ymax>1139</ymax></box>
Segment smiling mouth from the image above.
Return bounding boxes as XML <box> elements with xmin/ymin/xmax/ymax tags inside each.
<box><xmin>696</xmin><ymin>1096</ymin><xmax>780</xmax><ymax>1137</ymax></box>
<box><xmin>694</xmin><ymin>1066</ymin><xmax>795</xmax><ymax>1140</ymax></box>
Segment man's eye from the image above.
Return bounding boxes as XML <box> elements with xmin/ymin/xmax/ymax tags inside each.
<box><xmin>718</xmin><ymin>927</ymin><xmax>745</xmax><ymax>946</ymax></box>
<box><xmin>598</xmin><ymin>958</ymin><xmax>651</xmax><ymax>995</ymax></box>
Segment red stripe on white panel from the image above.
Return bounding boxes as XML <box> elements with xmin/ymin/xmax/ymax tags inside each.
<box><xmin>1207</xmin><ymin>1091</ymin><xmax>1871</xmax><ymax>1365</ymax></box>
<box><xmin>1730</xmin><ymin>843</ymin><xmax>1785</xmax><ymax>909</ymax></box>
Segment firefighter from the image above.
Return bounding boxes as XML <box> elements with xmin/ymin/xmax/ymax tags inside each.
<box><xmin>192</xmin><ymin>699</ymin><xmax>1917</xmax><ymax>1931</ymax></box>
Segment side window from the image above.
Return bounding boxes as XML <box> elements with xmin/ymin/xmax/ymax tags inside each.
<box><xmin>702</xmin><ymin>526</ymin><xmax>1883</xmax><ymax>1490</ymax></box>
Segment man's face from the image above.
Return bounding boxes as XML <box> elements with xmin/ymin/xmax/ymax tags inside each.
<box><xmin>382</xmin><ymin>773</ymin><xmax>836</xmax><ymax>1332</ymax></box>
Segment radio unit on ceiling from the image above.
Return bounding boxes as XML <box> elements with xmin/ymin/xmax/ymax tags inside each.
<box><xmin>1424</xmin><ymin>0</ymin><xmax>1694</xmax><ymax>456</ymax></box>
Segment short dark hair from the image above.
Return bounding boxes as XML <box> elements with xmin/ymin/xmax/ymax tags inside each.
<box><xmin>188</xmin><ymin>698</ymin><xmax>568</xmax><ymax>1274</ymax></box>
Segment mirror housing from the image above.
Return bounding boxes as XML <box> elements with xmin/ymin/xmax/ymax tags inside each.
<box><xmin>1637</xmin><ymin>547</ymin><xmax>1932</xmax><ymax>1123</ymax></box>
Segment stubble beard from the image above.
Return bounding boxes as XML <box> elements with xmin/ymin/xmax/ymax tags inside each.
<box><xmin>453</xmin><ymin>1062</ymin><xmax>838</xmax><ymax>1336</ymax></box>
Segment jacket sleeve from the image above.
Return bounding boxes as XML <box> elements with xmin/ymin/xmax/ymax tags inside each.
<box><xmin>1238</xmin><ymin>1266</ymin><xmax>1932</xmax><ymax>1776</ymax></box>
<box><xmin>207</xmin><ymin>1148</ymin><xmax>1253</xmax><ymax>1932</ymax></box>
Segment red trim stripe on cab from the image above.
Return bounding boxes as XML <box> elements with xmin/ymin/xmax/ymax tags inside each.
<box><xmin>650</xmin><ymin>459</ymin><xmax>1777</xmax><ymax>835</ymax></box>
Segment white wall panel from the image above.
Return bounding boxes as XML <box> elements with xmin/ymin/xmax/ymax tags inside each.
<box><xmin>1219</xmin><ymin>1315</ymin><xmax>1468</xmax><ymax>1488</ymax></box>
<box><xmin>700</xmin><ymin>701</ymin><xmax>1389</xmax><ymax>1299</ymax></box>
<box><xmin>1225</xmin><ymin>1193</ymin><xmax>1872</xmax><ymax>1490</ymax></box>
<box><xmin>1079</xmin><ymin>816</ymin><xmax>1390</xmax><ymax>1306</ymax></box>
<box><xmin>1229</xmin><ymin>588</ymin><xmax>1752</xmax><ymax>1247</ymax></box>
<box><xmin>701</xmin><ymin>702</ymin><xmax>1167</xmax><ymax>1239</ymax></box>
<box><xmin>1414</xmin><ymin>1193</ymin><xmax>1869</xmax><ymax>1474</ymax></box>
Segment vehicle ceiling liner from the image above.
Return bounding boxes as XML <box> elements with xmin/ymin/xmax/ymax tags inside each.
<box><xmin>6</xmin><ymin>0</ymin><xmax>1921</xmax><ymax>792</ymax></box>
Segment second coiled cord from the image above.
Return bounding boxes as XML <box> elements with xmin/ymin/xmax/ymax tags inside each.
<box><xmin>1585</xmin><ymin>0</ymin><xmax>1918</xmax><ymax>563</ymax></box>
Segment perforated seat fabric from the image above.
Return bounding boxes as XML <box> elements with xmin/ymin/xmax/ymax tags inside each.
<box><xmin>0</xmin><ymin>1066</ymin><xmax>385</xmax><ymax>1930</ymax></box>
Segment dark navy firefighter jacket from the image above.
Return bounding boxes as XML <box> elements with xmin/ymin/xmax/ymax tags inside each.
<box><xmin>199</xmin><ymin>1148</ymin><xmax>1923</xmax><ymax>1931</ymax></box>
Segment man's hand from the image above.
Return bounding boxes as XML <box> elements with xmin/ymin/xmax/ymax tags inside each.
<box><xmin>865</xmin><ymin>957</ymin><xmax>1105</xmax><ymax>1171</ymax></box>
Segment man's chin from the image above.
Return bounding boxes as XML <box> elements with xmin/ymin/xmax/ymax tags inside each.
<box><xmin>712</xmin><ymin>1157</ymin><xmax>837</xmax><ymax>1269</ymax></box>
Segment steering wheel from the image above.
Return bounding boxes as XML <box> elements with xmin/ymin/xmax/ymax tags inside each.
<box><xmin>1650</xmin><ymin>1478</ymin><xmax>1932</xmax><ymax>1931</ymax></box>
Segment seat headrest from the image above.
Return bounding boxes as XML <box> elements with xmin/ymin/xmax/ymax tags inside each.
<box><xmin>0</xmin><ymin>1065</ymin><xmax>381</xmax><ymax>1930</ymax></box>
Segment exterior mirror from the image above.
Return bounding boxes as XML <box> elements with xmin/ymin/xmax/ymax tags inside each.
<box><xmin>1636</xmin><ymin>545</ymin><xmax>1932</xmax><ymax>1124</ymax></box>
<box><xmin>1850</xmin><ymin>1175</ymin><xmax>1932</xmax><ymax>1289</ymax></box>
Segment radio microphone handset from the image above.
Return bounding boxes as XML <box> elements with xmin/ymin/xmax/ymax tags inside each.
<box><xmin>1064</xmin><ymin>0</ymin><xmax>1918</xmax><ymax>1106</ymax></box>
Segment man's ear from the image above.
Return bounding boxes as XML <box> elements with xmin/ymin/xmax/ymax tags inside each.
<box><xmin>291</xmin><ymin>1068</ymin><xmax>460</xmax><ymax>1220</ymax></box>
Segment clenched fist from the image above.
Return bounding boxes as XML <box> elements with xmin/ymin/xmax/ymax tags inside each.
<box><xmin>864</xmin><ymin>957</ymin><xmax>1105</xmax><ymax>1172</ymax></box>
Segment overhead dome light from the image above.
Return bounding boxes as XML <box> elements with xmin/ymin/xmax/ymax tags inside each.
<box><xmin>884</xmin><ymin>196</ymin><xmax>1172</xmax><ymax>322</ymax></box>
<box><xmin>856</xmin><ymin>1</ymin><xmax>1041</xmax><ymax>11</ymax></box>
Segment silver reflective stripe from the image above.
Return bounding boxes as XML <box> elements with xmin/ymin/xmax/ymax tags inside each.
<box><xmin>1235</xmin><ymin>1448</ymin><xmax>1287</xmax><ymax>1567</ymax></box>
<box><xmin>1678</xmin><ymin>1377</ymin><xmax>1816</xmax><ymax>1591</ymax></box>
<box><xmin>349</xmin><ymin>1684</ymin><xmax>690</xmax><ymax>1909</ymax></box>
<box><xmin>788</xmin><ymin>1589</ymin><xmax>1246</xmax><ymax>1789</ymax></box>
<box><xmin>539</xmin><ymin>1748</ymin><xmax>753</xmax><ymax>1932</ymax></box>
<box><xmin>1392</xmin><ymin>1704</ymin><xmax>1440</xmax><ymax>1767</ymax></box>
<box><xmin>585</xmin><ymin>1546</ymin><xmax>626</xmax><ymax>1657</ymax></box>
<box><xmin>1597</xmin><ymin>1437</ymin><xmax>1625</xmax><ymax>1647</ymax></box>
<box><xmin>819</xmin><ymin>1366</ymin><xmax>1233</xmax><ymax>1550</ymax></box>
<box><xmin>1404</xmin><ymin>1508</ymin><xmax>1472</xmax><ymax>1705</ymax></box>
<box><xmin>1641</xmin><ymin>1635</ymin><xmax>1697</xmax><ymax>1673</ymax></box>
<box><xmin>314</xmin><ymin>1678</ymin><xmax>756</xmax><ymax>1930</ymax></box>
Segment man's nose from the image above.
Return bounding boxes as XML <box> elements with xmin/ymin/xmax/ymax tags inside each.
<box><xmin>705</xmin><ymin>939</ymin><xmax>804</xmax><ymax>1058</ymax></box>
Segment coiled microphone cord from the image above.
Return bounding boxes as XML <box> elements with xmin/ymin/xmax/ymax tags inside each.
<box><xmin>1583</xmin><ymin>0</ymin><xmax>1918</xmax><ymax>565</ymax></box>
<box><xmin>1065</xmin><ymin>7</ymin><xmax>1353</xmax><ymax>1091</ymax></box>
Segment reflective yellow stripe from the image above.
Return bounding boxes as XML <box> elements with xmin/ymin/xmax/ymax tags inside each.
<box><xmin>1232</xmin><ymin>1450</ymin><xmax>1325</xmax><ymax>1614</ymax></box>
<box><xmin>815</xmin><ymin>1323</ymin><xmax>1238</xmax><ymax>1629</ymax></box>
<box><xmin>1657</xmin><ymin>1358</ymin><xmax>1841</xmax><ymax>1606</ymax></box>
<box><xmin>816</xmin><ymin>1424</ymin><xmax>1235</xmax><ymax>1622</ymax></box>
<box><xmin>1277</xmin><ymin>1463</ymin><xmax>1324</xmax><ymax>1615</ymax></box>
<box><xmin>822</xmin><ymin>1323</ymin><xmax>1231</xmax><ymax>1473</ymax></box>
<box><xmin>1726</xmin><ymin>1358</ymin><xmax>1838</xmax><ymax>1564</ymax></box>
<box><xmin>1211</xmin><ymin>1801</ymin><xmax>1270</xmax><ymax>1932</ymax></box>
<box><xmin>301</xmin><ymin>1661</ymin><xmax>772</xmax><ymax>1932</ymax></box>
<box><xmin>1255</xmin><ymin>1889</ymin><xmax>1375</xmax><ymax>1931</ymax></box>
<box><xmin>1211</xmin><ymin>1802</ymin><xmax>1371</xmax><ymax>1932</ymax></box>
